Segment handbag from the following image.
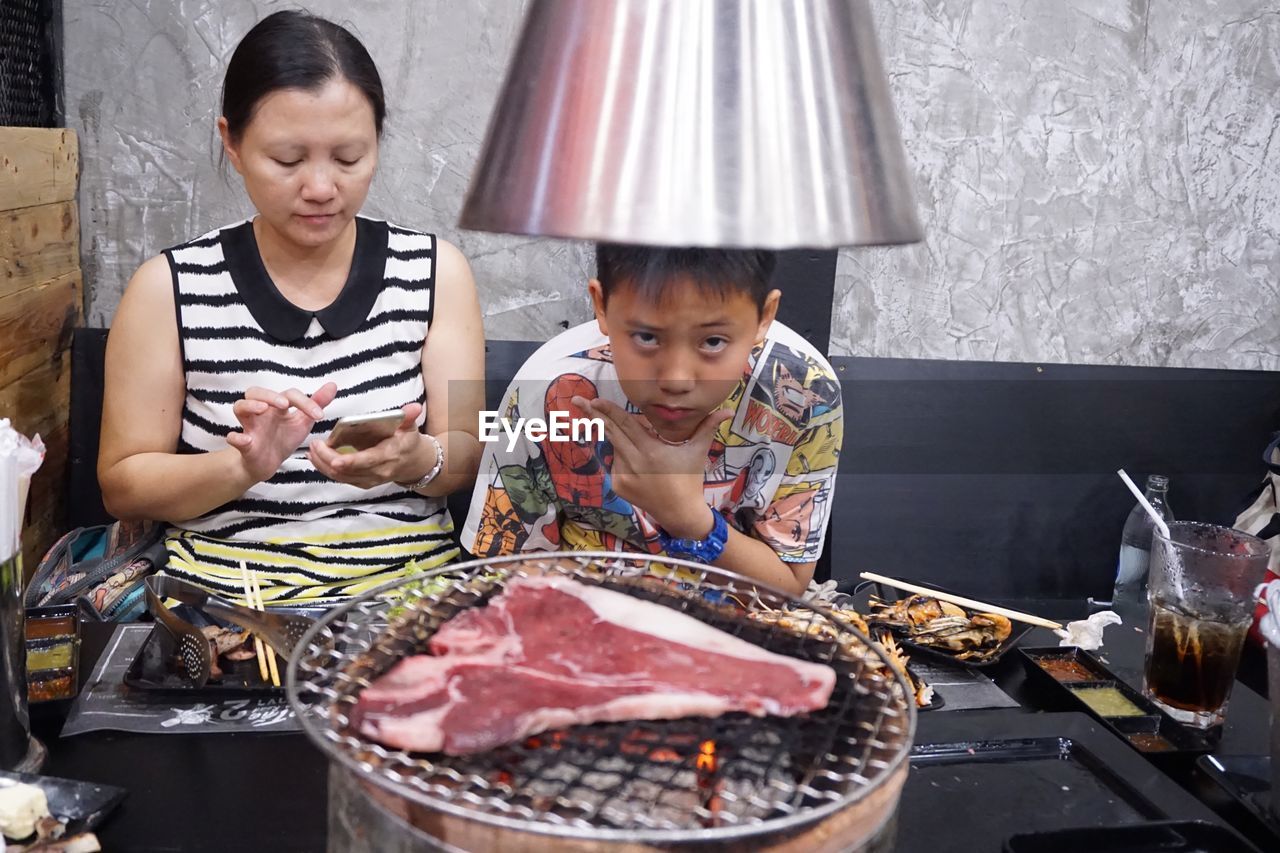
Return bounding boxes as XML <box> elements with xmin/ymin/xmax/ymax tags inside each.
<box><xmin>26</xmin><ymin>520</ymin><xmax>167</xmax><ymax>622</ymax></box>
<box><xmin>1234</xmin><ymin>433</ymin><xmax>1280</xmax><ymax>645</ymax></box>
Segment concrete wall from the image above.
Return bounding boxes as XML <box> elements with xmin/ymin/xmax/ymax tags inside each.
<box><xmin>68</xmin><ymin>0</ymin><xmax>591</xmax><ymax>342</ymax></box>
<box><xmin>66</xmin><ymin>0</ymin><xmax>1280</xmax><ymax>369</ymax></box>
<box><xmin>838</xmin><ymin>0</ymin><xmax>1280</xmax><ymax>369</ymax></box>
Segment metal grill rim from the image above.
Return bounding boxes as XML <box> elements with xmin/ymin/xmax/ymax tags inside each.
<box><xmin>286</xmin><ymin>552</ymin><xmax>916</xmax><ymax>844</ymax></box>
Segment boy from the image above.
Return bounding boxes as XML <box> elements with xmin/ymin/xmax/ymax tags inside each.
<box><xmin>460</xmin><ymin>245</ymin><xmax>842</xmax><ymax>595</ymax></box>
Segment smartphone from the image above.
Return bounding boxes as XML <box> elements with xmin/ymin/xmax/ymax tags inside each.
<box><xmin>326</xmin><ymin>411</ymin><xmax>404</xmax><ymax>453</ymax></box>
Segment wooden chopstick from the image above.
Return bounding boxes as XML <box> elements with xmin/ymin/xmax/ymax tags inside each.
<box><xmin>239</xmin><ymin>560</ymin><xmax>270</xmax><ymax>682</ymax></box>
<box><xmin>247</xmin><ymin>566</ymin><xmax>281</xmax><ymax>687</ymax></box>
<box><xmin>858</xmin><ymin>571</ymin><xmax>1063</xmax><ymax>631</ymax></box>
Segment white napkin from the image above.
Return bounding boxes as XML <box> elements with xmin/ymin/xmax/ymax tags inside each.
<box><xmin>1258</xmin><ymin>580</ymin><xmax>1280</xmax><ymax>649</ymax></box>
<box><xmin>0</xmin><ymin>418</ymin><xmax>46</xmax><ymax>560</ymax></box>
<box><xmin>1054</xmin><ymin>610</ymin><xmax>1122</xmax><ymax>650</ymax></box>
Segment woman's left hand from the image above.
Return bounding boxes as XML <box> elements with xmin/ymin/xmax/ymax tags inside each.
<box><xmin>308</xmin><ymin>403</ymin><xmax>436</xmax><ymax>488</ymax></box>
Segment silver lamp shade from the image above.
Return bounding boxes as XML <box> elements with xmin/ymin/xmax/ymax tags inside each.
<box><xmin>460</xmin><ymin>0</ymin><xmax>922</xmax><ymax>248</ymax></box>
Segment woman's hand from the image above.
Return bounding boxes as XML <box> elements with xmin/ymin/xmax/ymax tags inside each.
<box><xmin>308</xmin><ymin>403</ymin><xmax>436</xmax><ymax>488</ymax></box>
<box><xmin>226</xmin><ymin>382</ymin><xmax>338</xmax><ymax>482</ymax></box>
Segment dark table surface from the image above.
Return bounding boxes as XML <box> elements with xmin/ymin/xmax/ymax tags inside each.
<box><xmin>990</xmin><ymin>602</ymin><xmax>1278</xmax><ymax>852</ymax></box>
<box><xmin>27</xmin><ymin>601</ymin><xmax>1278</xmax><ymax>853</ymax></box>
<box><xmin>31</xmin><ymin>624</ymin><xmax>328</xmax><ymax>853</ymax></box>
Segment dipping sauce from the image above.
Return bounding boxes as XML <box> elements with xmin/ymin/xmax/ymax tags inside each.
<box><xmin>1034</xmin><ymin>656</ymin><xmax>1097</xmax><ymax>682</ymax></box>
<box><xmin>1126</xmin><ymin>732</ymin><xmax>1175</xmax><ymax>752</ymax></box>
<box><xmin>27</xmin><ymin>673</ymin><xmax>75</xmax><ymax>703</ymax></box>
<box><xmin>25</xmin><ymin>615</ymin><xmax>75</xmax><ymax>641</ymax></box>
<box><xmin>1070</xmin><ymin>686</ymin><xmax>1146</xmax><ymax>717</ymax></box>
<box><xmin>27</xmin><ymin>642</ymin><xmax>74</xmax><ymax>672</ymax></box>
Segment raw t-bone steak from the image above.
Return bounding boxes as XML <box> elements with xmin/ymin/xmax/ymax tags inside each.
<box><xmin>352</xmin><ymin>575</ymin><xmax>836</xmax><ymax>754</ymax></box>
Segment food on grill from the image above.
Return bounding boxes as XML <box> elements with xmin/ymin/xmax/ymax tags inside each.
<box><xmin>867</xmin><ymin>594</ymin><xmax>1012</xmax><ymax>661</ymax></box>
<box><xmin>748</xmin><ymin>605</ymin><xmax>870</xmax><ymax>642</ymax></box>
<box><xmin>874</xmin><ymin>632</ymin><xmax>935</xmax><ymax>708</ymax></box>
<box><xmin>750</xmin><ymin>607</ymin><xmax>935</xmax><ymax>707</ymax></box>
<box><xmin>351</xmin><ymin>575</ymin><xmax>836</xmax><ymax>754</ymax></box>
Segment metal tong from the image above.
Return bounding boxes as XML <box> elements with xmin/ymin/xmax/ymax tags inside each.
<box><xmin>145</xmin><ymin>575</ymin><xmax>318</xmax><ymax>687</ymax></box>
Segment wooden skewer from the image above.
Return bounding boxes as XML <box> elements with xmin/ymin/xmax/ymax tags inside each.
<box><xmin>858</xmin><ymin>571</ymin><xmax>1063</xmax><ymax>631</ymax></box>
<box><xmin>240</xmin><ymin>561</ymin><xmax>270</xmax><ymax>682</ymax></box>
<box><xmin>248</xmin><ymin>567</ymin><xmax>281</xmax><ymax>688</ymax></box>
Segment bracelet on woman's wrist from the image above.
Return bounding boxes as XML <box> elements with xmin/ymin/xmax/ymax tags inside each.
<box><xmin>396</xmin><ymin>434</ymin><xmax>444</xmax><ymax>490</ymax></box>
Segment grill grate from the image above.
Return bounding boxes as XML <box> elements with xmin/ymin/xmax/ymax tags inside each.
<box><xmin>288</xmin><ymin>553</ymin><xmax>915</xmax><ymax>844</ymax></box>
<box><xmin>0</xmin><ymin>0</ymin><xmax>60</xmax><ymax>127</ymax></box>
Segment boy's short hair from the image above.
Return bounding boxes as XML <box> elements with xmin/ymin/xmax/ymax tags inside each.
<box><xmin>595</xmin><ymin>244</ymin><xmax>778</xmax><ymax>313</ymax></box>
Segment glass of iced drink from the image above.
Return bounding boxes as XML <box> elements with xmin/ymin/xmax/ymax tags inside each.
<box><xmin>1142</xmin><ymin>522</ymin><xmax>1269</xmax><ymax>729</ymax></box>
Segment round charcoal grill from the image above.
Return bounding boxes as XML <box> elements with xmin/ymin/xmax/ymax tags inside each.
<box><xmin>288</xmin><ymin>553</ymin><xmax>916</xmax><ymax>851</ymax></box>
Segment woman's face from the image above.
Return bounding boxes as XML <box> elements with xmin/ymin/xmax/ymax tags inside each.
<box><xmin>219</xmin><ymin>77</ymin><xmax>379</xmax><ymax>249</ymax></box>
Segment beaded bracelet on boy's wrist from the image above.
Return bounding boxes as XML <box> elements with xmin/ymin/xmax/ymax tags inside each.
<box><xmin>396</xmin><ymin>434</ymin><xmax>444</xmax><ymax>490</ymax></box>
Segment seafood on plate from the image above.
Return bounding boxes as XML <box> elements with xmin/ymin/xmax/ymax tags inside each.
<box><xmin>866</xmin><ymin>594</ymin><xmax>1012</xmax><ymax>662</ymax></box>
<box><xmin>874</xmin><ymin>632</ymin><xmax>934</xmax><ymax>708</ymax></box>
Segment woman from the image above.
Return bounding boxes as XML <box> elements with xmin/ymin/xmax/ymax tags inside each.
<box><xmin>99</xmin><ymin>11</ymin><xmax>484</xmax><ymax>606</ymax></box>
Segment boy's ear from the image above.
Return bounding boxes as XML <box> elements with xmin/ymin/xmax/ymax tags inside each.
<box><xmin>756</xmin><ymin>289</ymin><xmax>781</xmax><ymax>343</ymax></box>
<box><xmin>217</xmin><ymin>117</ymin><xmax>244</xmax><ymax>175</ymax></box>
<box><xmin>588</xmin><ymin>278</ymin><xmax>609</xmax><ymax>336</ymax></box>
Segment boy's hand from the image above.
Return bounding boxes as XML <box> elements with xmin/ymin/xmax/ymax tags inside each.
<box><xmin>573</xmin><ymin>396</ymin><xmax>730</xmax><ymax>538</ymax></box>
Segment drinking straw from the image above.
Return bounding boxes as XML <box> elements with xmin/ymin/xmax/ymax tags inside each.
<box><xmin>1117</xmin><ymin>469</ymin><xmax>1171</xmax><ymax>540</ymax></box>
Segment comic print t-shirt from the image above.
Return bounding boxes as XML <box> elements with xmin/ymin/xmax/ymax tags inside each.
<box><xmin>459</xmin><ymin>320</ymin><xmax>843</xmax><ymax>563</ymax></box>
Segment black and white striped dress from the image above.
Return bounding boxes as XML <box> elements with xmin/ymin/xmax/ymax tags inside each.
<box><xmin>161</xmin><ymin>217</ymin><xmax>457</xmax><ymax>606</ymax></box>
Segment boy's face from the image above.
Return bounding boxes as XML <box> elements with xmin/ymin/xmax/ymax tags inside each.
<box><xmin>589</xmin><ymin>276</ymin><xmax>780</xmax><ymax>442</ymax></box>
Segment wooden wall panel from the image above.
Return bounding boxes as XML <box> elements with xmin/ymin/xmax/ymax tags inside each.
<box><xmin>21</xmin><ymin>424</ymin><xmax>67</xmax><ymax>572</ymax></box>
<box><xmin>0</xmin><ymin>127</ymin><xmax>80</xmax><ymax>573</ymax></box>
<box><xmin>0</xmin><ymin>271</ymin><xmax>81</xmax><ymax>389</ymax></box>
<box><xmin>0</xmin><ymin>129</ymin><xmax>78</xmax><ymax>210</ymax></box>
<box><xmin>1</xmin><ymin>201</ymin><xmax>79</xmax><ymax>298</ymax></box>
<box><xmin>0</xmin><ymin>360</ymin><xmax>70</xmax><ymax>570</ymax></box>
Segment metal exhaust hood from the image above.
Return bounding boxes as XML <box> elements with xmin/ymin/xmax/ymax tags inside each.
<box><xmin>460</xmin><ymin>0</ymin><xmax>921</xmax><ymax>248</ymax></box>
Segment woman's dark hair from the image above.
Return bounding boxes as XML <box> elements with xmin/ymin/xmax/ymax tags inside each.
<box><xmin>595</xmin><ymin>244</ymin><xmax>778</xmax><ymax>313</ymax></box>
<box><xmin>221</xmin><ymin>11</ymin><xmax>386</xmax><ymax>140</ymax></box>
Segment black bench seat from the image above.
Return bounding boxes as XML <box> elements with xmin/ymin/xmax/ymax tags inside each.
<box><xmin>70</xmin><ymin>330</ymin><xmax>1280</xmax><ymax>601</ymax></box>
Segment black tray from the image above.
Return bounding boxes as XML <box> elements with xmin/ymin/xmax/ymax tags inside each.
<box><xmin>1198</xmin><ymin>755</ymin><xmax>1280</xmax><ymax>841</ymax></box>
<box><xmin>0</xmin><ymin>769</ymin><xmax>126</xmax><ymax>838</ymax></box>
<box><xmin>1004</xmin><ymin>820</ymin><xmax>1261</xmax><ymax>853</ymax></box>
<box><xmin>1020</xmin><ymin>646</ymin><xmax>1216</xmax><ymax>755</ymax></box>
<box><xmin>902</xmin><ymin>711</ymin><xmax>1234</xmax><ymax>853</ymax></box>
<box><xmin>854</xmin><ymin>581</ymin><xmax>1033</xmax><ymax>667</ymax></box>
<box><xmin>124</xmin><ymin>605</ymin><xmax>280</xmax><ymax>695</ymax></box>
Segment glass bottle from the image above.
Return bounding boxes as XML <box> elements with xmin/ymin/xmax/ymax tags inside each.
<box><xmin>1111</xmin><ymin>474</ymin><xmax>1174</xmax><ymax>620</ymax></box>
